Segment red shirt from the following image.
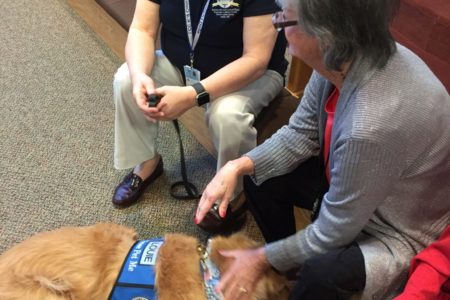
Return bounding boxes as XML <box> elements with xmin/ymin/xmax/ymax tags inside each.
<box><xmin>323</xmin><ymin>88</ymin><xmax>340</xmax><ymax>182</ymax></box>
<box><xmin>394</xmin><ymin>226</ymin><xmax>450</xmax><ymax>299</ymax></box>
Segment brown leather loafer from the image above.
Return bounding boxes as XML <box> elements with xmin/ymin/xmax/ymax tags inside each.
<box><xmin>112</xmin><ymin>158</ymin><xmax>163</xmax><ymax>208</ymax></box>
<box><xmin>196</xmin><ymin>195</ymin><xmax>247</xmax><ymax>235</ymax></box>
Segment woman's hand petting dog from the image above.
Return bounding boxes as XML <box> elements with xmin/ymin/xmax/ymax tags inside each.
<box><xmin>216</xmin><ymin>247</ymin><xmax>271</xmax><ymax>300</ymax></box>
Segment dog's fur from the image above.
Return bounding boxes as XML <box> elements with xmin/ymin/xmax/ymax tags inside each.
<box><xmin>0</xmin><ymin>223</ymin><xmax>290</xmax><ymax>300</ymax></box>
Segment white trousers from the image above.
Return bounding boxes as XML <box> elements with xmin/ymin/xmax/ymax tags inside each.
<box><xmin>114</xmin><ymin>50</ymin><xmax>283</xmax><ymax>194</ymax></box>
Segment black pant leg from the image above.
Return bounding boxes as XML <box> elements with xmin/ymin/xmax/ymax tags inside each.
<box><xmin>244</xmin><ymin>157</ymin><xmax>322</xmax><ymax>243</ymax></box>
<box><xmin>289</xmin><ymin>243</ymin><xmax>366</xmax><ymax>300</ymax></box>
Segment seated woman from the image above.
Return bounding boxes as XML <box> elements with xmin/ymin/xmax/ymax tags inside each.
<box><xmin>195</xmin><ymin>0</ymin><xmax>450</xmax><ymax>299</ymax></box>
<box><xmin>111</xmin><ymin>0</ymin><xmax>288</xmax><ymax>234</ymax></box>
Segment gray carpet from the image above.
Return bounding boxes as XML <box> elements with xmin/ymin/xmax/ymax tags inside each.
<box><xmin>0</xmin><ymin>0</ymin><xmax>263</xmax><ymax>254</ymax></box>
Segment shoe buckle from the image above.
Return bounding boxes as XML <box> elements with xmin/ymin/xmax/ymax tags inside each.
<box><xmin>130</xmin><ymin>176</ymin><xmax>140</xmax><ymax>188</ymax></box>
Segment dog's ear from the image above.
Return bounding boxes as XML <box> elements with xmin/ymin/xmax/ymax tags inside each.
<box><xmin>209</xmin><ymin>233</ymin><xmax>291</xmax><ymax>300</ymax></box>
<box><xmin>155</xmin><ymin>234</ymin><xmax>206</xmax><ymax>300</ymax></box>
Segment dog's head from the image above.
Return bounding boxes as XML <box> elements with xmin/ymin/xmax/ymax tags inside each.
<box><xmin>156</xmin><ymin>233</ymin><xmax>290</xmax><ymax>300</ymax></box>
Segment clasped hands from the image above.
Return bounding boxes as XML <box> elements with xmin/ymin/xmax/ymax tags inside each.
<box><xmin>132</xmin><ymin>73</ymin><xmax>196</xmax><ymax>122</ymax></box>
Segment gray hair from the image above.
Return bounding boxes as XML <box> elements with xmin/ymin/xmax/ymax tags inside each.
<box><xmin>280</xmin><ymin>0</ymin><xmax>400</xmax><ymax>72</ymax></box>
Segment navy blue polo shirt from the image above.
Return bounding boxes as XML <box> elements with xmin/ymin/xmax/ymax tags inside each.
<box><xmin>149</xmin><ymin>0</ymin><xmax>288</xmax><ymax>79</ymax></box>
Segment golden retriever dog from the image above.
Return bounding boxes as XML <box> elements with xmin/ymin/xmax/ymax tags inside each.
<box><xmin>0</xmin><ymin>223</ymin><xmax>290</xmax><ymax>300</ymax></box>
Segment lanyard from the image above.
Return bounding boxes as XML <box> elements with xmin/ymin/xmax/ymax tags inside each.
<box><xmin>184</xmin><ymin>0</ymin><xmax>210</xmax><ymax>67</ymax></box>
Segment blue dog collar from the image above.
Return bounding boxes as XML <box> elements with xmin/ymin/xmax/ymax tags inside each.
<box><xmin>108</xmin><ymin>238</ymin><xmax>164</xmax><ymax>300</ymax></box>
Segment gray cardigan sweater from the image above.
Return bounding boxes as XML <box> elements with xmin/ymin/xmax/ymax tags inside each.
<box><xmin>246</xmin><ymin>44</ymin><xmax>450</xmax><ymax>299</ymax></box>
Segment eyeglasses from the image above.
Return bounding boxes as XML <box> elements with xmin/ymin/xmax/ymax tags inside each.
<box><xmin>272</xmin><ymin>11</ymin><xmax>298</xmax><ymax>32</ymax></box>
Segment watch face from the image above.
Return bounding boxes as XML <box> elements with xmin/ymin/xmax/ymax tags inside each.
<box><xmin>197</xmin><ymin>91</ymin><xmax>209</xmax><ymax>106</ymax></box>
<box><xmin>194</xmin><ymin>83</ymin><xmax>209</xmax><ymax>106</ymax></box>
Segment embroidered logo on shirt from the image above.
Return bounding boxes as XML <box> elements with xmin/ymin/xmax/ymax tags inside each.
<box><xmin>212</xmin><ymin>0</ymin><xmax>239</xmax><ymax>8</ymax></box>
<box><xmin>212</xmin><ymin>0</ymin><xmax>240</xmax><ymax>18</ymax></box>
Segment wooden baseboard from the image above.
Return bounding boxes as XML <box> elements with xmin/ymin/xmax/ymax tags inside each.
<box><xmin>68</xmin><ymin>0</ymin><xmax>127</xmax><ymax>59</ymax></box>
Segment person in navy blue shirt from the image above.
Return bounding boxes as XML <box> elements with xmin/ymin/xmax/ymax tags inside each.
<box><xmin>112</xmin><ymin>0</ymin><xmax>287</xmax><ymax>233</ymax></box>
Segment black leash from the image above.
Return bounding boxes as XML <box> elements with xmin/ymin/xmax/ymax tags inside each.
<box><xmin>147</xmin><ymin>93</ymin><xmax>200</xmax><ymax>200</ymax></box>
<box><xmin>169</xmin><ymin>119</ymin><xmax>201</xmax><ymax>200</ymax></box>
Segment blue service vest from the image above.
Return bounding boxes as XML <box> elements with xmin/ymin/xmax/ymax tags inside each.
<box><xmin>108</xmin><ymin>238</ymin><xmax>164</xmax><ymax>300</ymax></box>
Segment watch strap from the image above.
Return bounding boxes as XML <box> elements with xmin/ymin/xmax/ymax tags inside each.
<box><xmin>192</xmin><ymin>82</ymin><xmax>209</xmax><ymax>106</ymax></box>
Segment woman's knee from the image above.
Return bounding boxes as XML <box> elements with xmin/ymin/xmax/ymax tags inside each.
<box><xmin>208</xmin><ymin>104</ymin><xmax>253</xmax><ymax>131</ymax></box>
<box><xmin>207</xmin><ymin>110</ymin><xmax>255</xmax><ymax>154</ymax></box>
<box><xmin>291</xmin><ymin>246</ymin><xmax>366</xmax><ymax>299</ymax></box>
<box><xmin>113</xmin><ymin>64</ymin><xmax>132</xmax><ymax>100</ymax></box>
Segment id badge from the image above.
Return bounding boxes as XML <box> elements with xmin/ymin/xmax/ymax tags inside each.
<box><xmin>184</xmin><ymin>65</ymin><xmax>201</xmax><ymax>86</ymax></box>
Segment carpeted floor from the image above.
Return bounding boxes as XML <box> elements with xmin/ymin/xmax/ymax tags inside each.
<box><xmin>0</xmin><ymin>0</ymin><xmax>263</xmax><ymax>254</ymax></box>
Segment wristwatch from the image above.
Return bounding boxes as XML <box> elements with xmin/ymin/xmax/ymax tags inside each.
<box><xmin>192</xmin><ymin>82</ymin><xmax>210</xmax><ymax>106</ymax></box>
